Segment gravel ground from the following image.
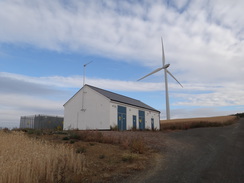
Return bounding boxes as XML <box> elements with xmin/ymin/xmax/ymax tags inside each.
<box><xmin>116</xmin><ymin>117</ymin><xmax>244</xmax><ymax>183</ymax></box>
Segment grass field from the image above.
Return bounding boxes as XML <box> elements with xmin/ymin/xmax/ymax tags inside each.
<box><xmin>0</xmin><ymin>131</ymin><xmax>85</xmax><ymax>183</ymax></box>
<box><xmin>160</xmin><ymin>115</ymin><xmax>238</xmax><ymax>130</ymax></box>
<box><xmin>0</xmin><ymin>130</ymin><xmax>152</xmax><ymax>183</ymax></box>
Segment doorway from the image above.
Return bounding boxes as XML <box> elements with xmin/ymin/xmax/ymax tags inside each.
<box><xmin>118</xmin><ymin>106</ymin><xmax>126</xmax><ymax>131</ymax></box>
<box><xmin>139</xmin><ymin>110</ymin><xmax>145</xmax><ymax>130</ymax></box>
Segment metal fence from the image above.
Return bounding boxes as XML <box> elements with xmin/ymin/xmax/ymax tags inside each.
<box><xmin>20</xmin><ymin>115</ymin><xmax>63</xmax><ymax>130</ymax></box>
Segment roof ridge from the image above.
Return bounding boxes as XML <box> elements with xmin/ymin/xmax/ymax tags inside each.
<box><xmin>86</xmin><ymin>84</ymin><xmax>142</xmax><ymax>102</ymax></box>
<box><xmin>86</xmin><ymin>84</ymin><xmax>159</xmax><ymax>112</ymax></box>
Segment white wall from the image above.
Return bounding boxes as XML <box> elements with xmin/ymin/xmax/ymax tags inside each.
<box><xmin>109</xmin><ymin>102</ymin><xmax>160</xmax><ymax>130</ymax></box>
<box><xmin>64</xmin><ymin>85</ymin><xmax>160</xmax><ymax>130</ymax></box>
<box><xmin>64</xmin><ymin>86</ymin><xmax>110</xmax><ymax>130</ymax></box>
<box><xmin>64</xmin><ymin>88</ymin><xmax>82</xmax><ymax>130</ymax></box>
<box><xmin>109</xmin><ymin>103</ymin><xmax>117</xmax><ymax>128</ymax></box>
<box><xmin>145</xmin><ymin>111</ymin><xmax>160</xmax><ymax>130</ymax></box>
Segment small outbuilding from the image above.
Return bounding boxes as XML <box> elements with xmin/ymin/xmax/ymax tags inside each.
<box><xmin>63</xmin><ymin>85</ymin><xmax>160</xmax><ymax>130</ymax></box>
<box><xmin>20</xmin><ymin>115</ymin><xmax>63</xmax><ymax>130</ymax></box>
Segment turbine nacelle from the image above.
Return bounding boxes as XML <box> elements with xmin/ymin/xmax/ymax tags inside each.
<box><xmin>163</xmin><ymin>63</ymin><xmax>170</xmax><ymax>69</ymax></box>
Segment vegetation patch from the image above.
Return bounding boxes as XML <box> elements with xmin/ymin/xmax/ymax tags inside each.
<box><xmin>234</xmin><ymin>112</ymin><xmax>244</xmax><ymax>118</ymax></box>
<box><xmin>160</xmin><ymin>116</ymin><xmax>238</xmax><ymax>131</ymax></box>
<box><xmin>122</xmin><ymin>153</ymin><xmax>138</xmax><ymax>163</ymax></box>
<box><xmin>0</xmin><ymin>129</ymin><xmax>155</xmax><ymax>182</ymax></box>
<box><xmin>0</xmin><ymin>131</ymin><xmax>85</xmax><ymax>183</ymax></box>
<box><xmin>129</xmin><ymin>137</ymin><xmax>147</xmax><ymax>154</ymax></box>
<box><xmin>76</xmin><ymin>146</ymin><xmax>86</xmax><ymax>154</ymax></box>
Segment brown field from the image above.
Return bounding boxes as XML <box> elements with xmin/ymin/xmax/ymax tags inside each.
<box><xmin>0</xmin><ymin>130</ymin><xmax>153</xmax><ymax>183</ymax></box>
<box><xmin>160</xmin><ymin>115</ymin><xmax>238</xmax><ymax>130</ymax></box>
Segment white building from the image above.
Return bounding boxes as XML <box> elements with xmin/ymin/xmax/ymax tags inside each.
<box><xmin>63</xmin><ymin>85</ymin><xmax>160</xmax><ymax>130</ymax></box>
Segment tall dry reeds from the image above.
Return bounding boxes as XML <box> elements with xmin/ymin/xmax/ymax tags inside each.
<box><xmin>0</xmin><ymin>131</ymin><xmax>86</xmax><ymax>183</ymax></box>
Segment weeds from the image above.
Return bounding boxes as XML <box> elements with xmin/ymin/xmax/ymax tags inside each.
<box><xmin>3</xmin><ymin>127</ymin><xmax>10</xmax><ymax>133</ymax></box>
<box><xmin>70</xmin><ymin>140</ymin><xmax>75</xmax><ymax>144</ymax></box>
<box><xmin>110</xmin><ymin>125</ymin><xmax>118</xmax><ymax>131</ymax></box>
<box><xmin>66</xmin><ymin>130</ymin><xmax>148</xmax><ymax>154</ymax></box>
<box><xmin>99</xmin><ymin>154</ymin><xmax>105</xmax><ymax>159</ymax></box>
<box><xmin>76</xmin><ymin>146</ymin><xmax>86</xmax><ymax>154</ymax></box>
<box><xmin>129</xmin><ymin>137</ymin><xmax>147</xmax><ymax>154</ymax></box>
<box><xmin>62</xmin><ymin>136</ymin><xmax>69</xmax><ymax>140</ymax></box>
<box><xmin>122</xmin><ymin>153</ymin><xmax>138</xmax><ymax>163</ymax></box>
<box><xmin>0</xmin><ymin>131</ymin><xmax>86</xmax><ymax>183</ymax></box>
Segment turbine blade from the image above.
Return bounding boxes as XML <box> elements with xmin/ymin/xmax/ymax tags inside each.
<box><xmin>166</xmin><ymin>70</ymin><xmax>183</xmax><ymax>88</ymax></box>
<box><xmin>137</xmin><ymin>67</ymin><xmax>163</xmax><ymax>81</ymax></box>
<box><xmin>161</xmin><ymin>37</ymin><xmax>165</xmax><ymax>66</ymax></box>
<box><xmin>84</xmin><ymin>60</ymin><xmax>93</xmax><ymax>67</ymax></box>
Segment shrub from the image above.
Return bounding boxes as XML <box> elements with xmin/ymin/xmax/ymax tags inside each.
<box><xmin>62</xmin><ymin>136</ymin><xmax>69</xmax><ymax>140</ymax></box>
<box><xmin>69</xmin><ymin>131</ymin><xmax>81</xmax><ymax>140</ymax></box>
<box><xmin>110</xmin><ymin>125</ymin><xmax>118</xmax><ymax>131</ymax></box>
<box><xmin>99</xmin><ymin>154</ymin><xmax>105</xmax><ymax>159</ymax></box>
<box><xmin>3</xmin><ymin>128</ymin><xmax>10</xmax><ymax>133</ymax></box>
<box><xmin>121</xmin><ymin>153</ymin><xmax>138</xmax><ymax>163</ymax></box>
<box><xmin>70</xmin><ymin>140</ymin><xmax>75</xmax><ymax>144</ymax></box>
<box><xmin>76</xmin><ymin>147</ymin><xmax>86</xmax><ymax>154</ymax></box>
<box><xmin>129</xmin><ymin>137</ymin><xmax>147</xmax><ymax>154</ymax></box>
<box><xmin>234</xmin><ymin>112</ymin><xmax>244</xmax><ymax>118</ymax></box>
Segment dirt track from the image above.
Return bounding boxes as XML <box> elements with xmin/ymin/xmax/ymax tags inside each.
<box><xmin>122</xmin><ymin>118</ymin><xmax>244</xmax><ymax>183</ymax></box>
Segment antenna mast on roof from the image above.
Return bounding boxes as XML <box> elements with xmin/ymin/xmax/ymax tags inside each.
<box><xmin>83</xmin><ymin>61</ymin><xmax>93</xmax><ymax>86</ymax></box>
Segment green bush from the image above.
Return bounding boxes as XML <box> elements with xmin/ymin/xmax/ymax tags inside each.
<box><xmin>62</xmin><ymin>136</ymin><xmax>69</xmax><ymax>140</ymax></box>
<box><xmin>69</xmin><ymin>132</ymin><xmax>81</xmax><ymax>140</ymax></box>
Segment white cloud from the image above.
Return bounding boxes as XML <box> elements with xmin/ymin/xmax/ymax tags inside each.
<box><xmin>0</xmin><ymin>93</ymin><xmax>64</xmax><ymax>128</ymax></box>
<box><xmin>0</xmin><ymin>0</ymin><xmax>242</xmax><ymax>70</ymax></box>
<box><xmin>173</xmin><ymin>82</ymin><xmax>244</xmax><ymax>107</ymax></box>
<box><xmin>169</xmin><ymin>107</ymin><xmax>239</xmax><ymax>119</ymax></box>
<box><xmin>0</xmin><ymin>0</ymin><xmax>243</xmax><ymax>126</ymax></box>
<box><xmin>0</xmin><ymin>71</ymin><xmax>243</xmax><ymax>128</ymax></box>
<box><xmin>2</xmin><ymin>71</ymin><xmax>244</xmax><ymax>107</ymax></box>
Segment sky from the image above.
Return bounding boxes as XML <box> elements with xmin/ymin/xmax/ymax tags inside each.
<box><xmin>0</xmin><ymin>0</ymin><xmax>243</xmax><ymax>128</ymax></box>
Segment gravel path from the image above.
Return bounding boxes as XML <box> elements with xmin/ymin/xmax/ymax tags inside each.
<box><xmin>122</xmin><ymin>118</ymin><xmax>244</xmax><ymax>183</ymax></box>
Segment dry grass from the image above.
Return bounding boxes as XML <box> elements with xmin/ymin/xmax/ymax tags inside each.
<box><xmin>160</xmin><ymin>115</ymin><xmax>238</xmax><ymax>130</ymax></box>
<box><xmin>0</xmin><ymin>131</ymin><xmax>85</xmax><ymax>183</ymax></box>
<box><xmin>67</xmin><ymin>130</ymin><xmax>148</xmax><ymax>154</ymax></box>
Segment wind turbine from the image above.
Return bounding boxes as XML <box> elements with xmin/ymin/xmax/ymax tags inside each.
<box><xmin>138</xmin><ymin>38</ymin><xmax>183</xmax><ymax>120</ymax></box>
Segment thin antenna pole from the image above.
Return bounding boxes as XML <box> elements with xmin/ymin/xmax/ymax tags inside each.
<box><xmin>83</xmin><ymin>61</ymin><xmax>93</xmax><ymax>86</ymax></box>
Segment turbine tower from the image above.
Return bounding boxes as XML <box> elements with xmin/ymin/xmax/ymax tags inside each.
<box><xmin>138</xmin><ymin>38</ymin><xmax>183</xmax><ymax>120</ymax></box>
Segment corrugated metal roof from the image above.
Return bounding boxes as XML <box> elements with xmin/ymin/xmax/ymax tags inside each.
<box><xmin>86</xmin><ymin>85</ymin><xmax>160</xmax><ymax>112</ymax></box>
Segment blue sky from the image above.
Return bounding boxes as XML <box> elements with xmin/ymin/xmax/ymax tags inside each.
<box><xmin>0</xmin><ymin>0</ymin><xmax>243</xmax><ymax>128</ymax></box>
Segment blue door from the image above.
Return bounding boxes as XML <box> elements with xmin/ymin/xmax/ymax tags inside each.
<box><xmin>118</xmin><ymin>106</ymin><xmax>126</xmax><ymax>131</ymax></box>
<box><xmin>133</xmin><ymin>115</ymin><xmax>137</xmax><ymax>129</ymax></box>
<box><xmin>151</xmin><ymin>118</ymin><xmax>154</xmax><ymax>130</ymax></box>
<box><xmin>139</xmin><ymin>110</ymin><xmax>145</xmax><ymax>130</ymax></box>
